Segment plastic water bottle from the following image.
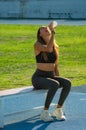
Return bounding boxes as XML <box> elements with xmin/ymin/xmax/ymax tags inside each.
<box><xmin>52</xmin><ymin>21</ymin><xmax>58</xmax><ymax>28</ymax></box>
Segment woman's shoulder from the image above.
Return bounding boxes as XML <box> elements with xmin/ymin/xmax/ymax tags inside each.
<box><xmin>34</xmin><ymin>41</ymin><xmax>41</xmax><ymax>47</ymax></box>
<box><xmin>34</xmin><ymin>41</ymin><xmax>44</xmax><ymax>50</ymax></box>
<box><xmin>34</xmin><ymin>41</ymin><xmax>41</xmax><ymax>55</ymax></box>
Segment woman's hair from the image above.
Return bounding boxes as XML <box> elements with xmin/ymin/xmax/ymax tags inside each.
<box><xmin>37</xmin><ymin>27</ymin><xmax>59</xmax><ymax>63</ymax></box>
<box><xmin>37</xmin><ymin>27</ymin><xmax>46</xmax><ymax>45</ymax></box>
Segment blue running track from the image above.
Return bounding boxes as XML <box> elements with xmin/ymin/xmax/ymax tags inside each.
<box><xmin>3</xmin><ymin>86</ymin><xmax>86</xmax><ymax>130</ymax></box>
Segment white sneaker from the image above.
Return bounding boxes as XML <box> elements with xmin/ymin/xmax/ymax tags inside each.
<box><xmin>40</xmin><ymin>110</ymin><xmax>54</xmax><ymax>122</ymax></box>
<box><xmin>53</xmin><ymin>108</ymin><xmax>66</xmax><ymax>120</ymax></box>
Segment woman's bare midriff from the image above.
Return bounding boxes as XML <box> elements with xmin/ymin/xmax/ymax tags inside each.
<box><xmin>37</xmin><ymin>63</ymin><xmax>55</xmax><ymax>71</ymax></box>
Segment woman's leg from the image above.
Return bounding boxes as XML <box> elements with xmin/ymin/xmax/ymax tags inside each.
<box><xmin>32</xmin><ymin>77</ymin><xmax>60</xmax><ymax>109</ymax></box>
<box><xmin>52</xmin><ymin>76</ymin><xmax>71</xmax><ymax>107</ymax></box>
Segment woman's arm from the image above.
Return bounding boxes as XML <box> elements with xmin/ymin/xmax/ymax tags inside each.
<box><xmin>34</xmin><ymin>32</ymin><xmax>55</xmax><ymax>52</ymax></box>
<box><xmin>54</xmin><ymin>63</ymin><xmax>59</xmax><ymax>76</ymax></box>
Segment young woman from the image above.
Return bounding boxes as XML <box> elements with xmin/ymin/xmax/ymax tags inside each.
<box><xmin>32</xmin><ymin>21</ymin><xmax>71</xmax><ymax>122</ymax></box>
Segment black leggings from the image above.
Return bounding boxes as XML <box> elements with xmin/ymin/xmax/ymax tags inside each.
<box><xmin>32</xmin><ymin>69</ymin><xmax>71</xmax><ymax>109</ymax></box>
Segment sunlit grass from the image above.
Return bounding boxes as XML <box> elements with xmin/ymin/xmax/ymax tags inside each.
<box><xmin>0</xmin><ymin>24</ymin><xmax>86</xmax><ymax>90</ymax></box>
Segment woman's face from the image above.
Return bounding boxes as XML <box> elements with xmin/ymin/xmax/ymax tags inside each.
<box><xmin>39</xmin><ymin>26</ymin><xmax>51</xmax><ymax>38</ymax></box>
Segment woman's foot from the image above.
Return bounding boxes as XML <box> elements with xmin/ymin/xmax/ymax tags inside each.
<box><xmin>40</xmin><ymin>110</ymin><xmax>54</xmax><ymax>122</ymax></box>
<box><xmin>53</xmin><ymin>107</ymin><xmax>66</xmax><ymax>120</ymax></box>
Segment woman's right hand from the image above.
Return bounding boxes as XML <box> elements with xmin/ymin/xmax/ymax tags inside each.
<box><xmin>48</xmin><ymin>21</ymin><xmax>57</xmax><ymax>31</ymax></box>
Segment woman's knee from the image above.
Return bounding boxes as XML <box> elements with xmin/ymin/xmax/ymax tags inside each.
<box><xmin>65</xmin><ymin>79</ymin><xmax>71</xmax><ymax>90</ymax></box>
<box><xmin>68</xmin><ymin>79</ymin><xmax>71</xmax><ymax>87</ymax></box>
<box><xmin>50</xmin><ymin>81</ymin><xmax>60</xmax><ymax>91</ymax></box>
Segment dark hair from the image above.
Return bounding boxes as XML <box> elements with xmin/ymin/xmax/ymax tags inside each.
<box><xmin>37</xmin><ymin>27</ymin><xmax>49</xmax><ymax>61</ymax></box>
<box><xmin>37</xmin><ymin>27</ymin><xmax>46</xmax><ymax>45</ymax></box>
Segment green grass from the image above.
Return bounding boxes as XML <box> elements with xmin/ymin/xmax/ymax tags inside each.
<box><xmin>0</xmin><ymin>24</ymin><xmax>86</xmax><ymax>90</ymax></box>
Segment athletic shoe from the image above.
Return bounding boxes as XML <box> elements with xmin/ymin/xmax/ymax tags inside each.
<box><xmin>52</xmin><ymin>107</ymin><xmax>66</xmax><ymax>120</ymax></box>
<box><xmin>40</xmin><ymin>110</ymin><xmax>54</xmax><ymax>122</ymax></box>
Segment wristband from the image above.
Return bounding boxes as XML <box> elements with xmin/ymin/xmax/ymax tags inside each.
<box><xmin>52</xmin><ymin>31</ymin><xmax>55</xmax><ymax>34</ymax></box>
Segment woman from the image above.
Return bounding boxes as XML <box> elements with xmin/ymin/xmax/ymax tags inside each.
<box><xmin>32</xmin><ymin>21</ymin><xmax>71</xmax><ymax>122</ymax></box>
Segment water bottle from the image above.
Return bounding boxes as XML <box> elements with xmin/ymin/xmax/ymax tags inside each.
<box><xmin>52</xmin><ymin>21</ymin><xmax>58</xmax><ymax>28</ymax></box>
<box><xmin>48</xmin><ymin>21</ymin><xmax>58</xmax><ymax>30</ymax></box>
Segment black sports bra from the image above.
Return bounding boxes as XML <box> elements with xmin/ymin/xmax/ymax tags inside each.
<box><xmin>36</xmin><ymin>51</ymin><xmax>56</xmax><ymax>63</ymax></box>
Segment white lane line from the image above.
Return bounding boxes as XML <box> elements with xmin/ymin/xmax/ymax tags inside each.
<box><xmin>33</xmin><ymin>103</ymin><xmax>56</xmax><ymax>110</ymax></box>
<box><xmin>80</xmin><ymin>98</ymin><xmax>86</xmax><ymax>101</ymax></box>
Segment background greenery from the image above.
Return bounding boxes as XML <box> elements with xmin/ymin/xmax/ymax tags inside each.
<box><xmin>0</xmin><ymin>24</ymin><xmax>86</xmax><ymax>90</ymax></box>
